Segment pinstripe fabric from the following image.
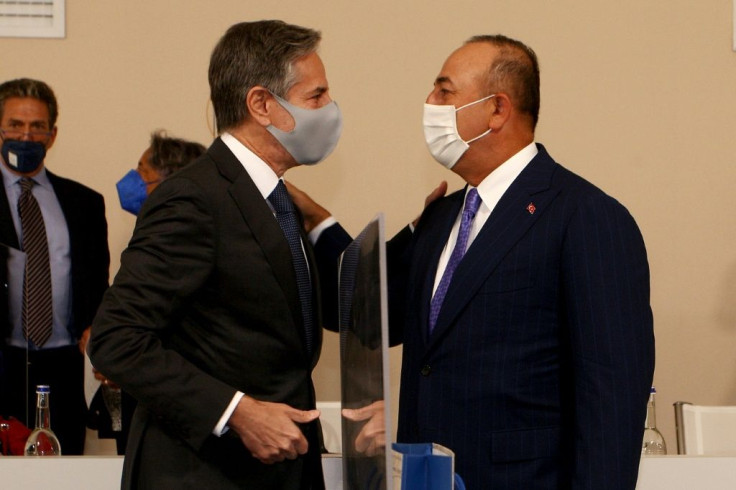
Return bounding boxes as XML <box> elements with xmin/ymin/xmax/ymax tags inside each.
<box><xmin>18</xmin><ymin>177</ymin><xmax>53</xmax><ymax>347</ymax></box>
<box><xmin>390</xmin><ymin>144</ymin><xmax>655</xmax><ymax>489</ymax></box>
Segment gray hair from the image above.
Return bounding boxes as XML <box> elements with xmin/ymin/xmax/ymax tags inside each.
<box><xmin>465</xmin><ymin>35</ymin><xmax>540</xmax><ymax>129</ymax></box>
<box><xmin>0</xmin><ymin>78</ymin><xmax>59</xmax><ymax>128</ymax></box>
<box><xmin>208</xmin><ymin>20</ymin><xmax>321</xmax><ymax>132</ymax></box>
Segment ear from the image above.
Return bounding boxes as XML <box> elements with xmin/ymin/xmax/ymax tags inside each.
<box><xmin>488</xmin><ymin>93</ymin><xmax>512</xmax><ymax>131</ymax></box>
<box><xmin>245</xmin><ymin>86</ymin><xmax>276</xmax><ymax>127</ymax></box>
<box><xmin>45</xmin><ymin>126</ymin><xmax>58</xmax><ymax>151</ymax></box>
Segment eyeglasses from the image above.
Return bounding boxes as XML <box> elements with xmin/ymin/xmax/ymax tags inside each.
<box><xmin>0</xmin><ymin>128</ymin><xmax>53</xmax><ymax>142</ymax></box>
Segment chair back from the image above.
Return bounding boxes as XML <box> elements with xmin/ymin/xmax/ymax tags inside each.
<box><xmin>674</xmin><ymin>402</ymin><xmax>736</xmax><ymax>455</ymax></box>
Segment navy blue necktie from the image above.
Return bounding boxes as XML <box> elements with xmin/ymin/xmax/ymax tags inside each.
<box><xmin>428</xmin><ymin>188</ymin><xmax>481</xmax><ymax>334</ymax></box>
<box><xmin>268</xmin><ymin>181</ymin><xmax>314</xmax><ymax>355</ymax></box>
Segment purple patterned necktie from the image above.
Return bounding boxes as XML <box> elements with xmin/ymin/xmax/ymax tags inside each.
<box><xmin>428</xmin><ymin>188</ymin><xmax>481</xmax><ymax>334</ymax></box>
<box><xmin>18</xmin><ymin>178</ymin><xmax>53</xmax><ymax>347</ymax></box>
<box><xmin>268</xmin><ymin>180</ymin><xmax>314</xmax><ymax>355</ymax></box>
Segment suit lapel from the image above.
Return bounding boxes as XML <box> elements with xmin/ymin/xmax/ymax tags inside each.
<box><xmin>411</xmin><ymin>190</ymin><xmax>465</xmax><ymax>344</ymax></box>
<box><xmin>209</xmin><ymin>139</ymin><xmax>305</xmax><ymax>349</ymax></box>
<box><xmin>0</xmin><ymin>172</ymin><xmax>19</xmax><ymax>249</ymax></box>
<box><xmin>427</xmin><ymin>145</ymin><xmax>561</xmax><ymax>347</ymax></box>
<box><xmin>46</xmin><ymin>171</ymin><xmax>77</xmax><ymax>261</ymax></box>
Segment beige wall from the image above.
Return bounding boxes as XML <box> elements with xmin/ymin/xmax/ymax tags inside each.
<box><xmin>2</xmin><ymin>1</ymin><xmax>735</xmax><ymax>452</ymax></box>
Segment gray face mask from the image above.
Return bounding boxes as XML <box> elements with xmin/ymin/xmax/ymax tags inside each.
<box><xmin>266</xmin><ymin>94</ymin><xmax>343</xmax><ymax>165</ymax></box>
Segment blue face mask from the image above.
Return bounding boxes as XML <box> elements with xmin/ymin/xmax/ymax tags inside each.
<box><xmin>1</xmin><ymin>139</ymin><xmax>47</xmax><ymax>173</ymax></box>
<box><xmin>116</xmin><ymin>170</ymin><xmax>148</xmax><ymax>215</ymax></box>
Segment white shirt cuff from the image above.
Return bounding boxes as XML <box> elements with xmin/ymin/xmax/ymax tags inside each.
<box><xmin>308</xmin><ymin>216</ymin><xmax>337</xmax><ymax>244</ymax></box>
<box><xmin>213</xmin><ymin>391</ymin><xmax>245</xmax><ymax>436</ymax></box>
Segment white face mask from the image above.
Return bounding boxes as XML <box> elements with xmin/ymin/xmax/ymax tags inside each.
<box><xmin>423</xmin><ymin>94</ymin><xmax>495</xmax><ymax>169</ymax></box>
<box><xmin>267</xmin><ymin>94</ymin><xmax>343</xmax><ymax>165</ymax></box>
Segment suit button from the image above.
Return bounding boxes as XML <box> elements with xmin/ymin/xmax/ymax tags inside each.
<box><xmin>420</xmin><ymin>365</ymin><xmax>431</xmax><ymax>376</ymax></box>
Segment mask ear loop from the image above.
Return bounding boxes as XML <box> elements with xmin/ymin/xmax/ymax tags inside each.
<box><xmin>465</xmin><ymin>128</ymin><xmax>492</xmax><ymax>144</ymax></box>
<box><xmin>457</xmin><ymin>94</ymin><xmax>495</xmax><ymax>144</ymax></box>
<box><xmin>455</xmin><ymin>93</ymin><xmax>496</xmax><ymax>112</ymax></box>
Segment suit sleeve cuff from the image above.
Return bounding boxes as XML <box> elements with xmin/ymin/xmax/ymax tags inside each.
<box><xmin>213</xmin><ymin>391</ymin><xmax>245</xmax><ymax>436</ymax></box>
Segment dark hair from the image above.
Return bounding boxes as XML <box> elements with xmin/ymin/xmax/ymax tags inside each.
<box><xmin>148</xmin><ymin>130</ymin><xmax>206</xmax><ymax>179</ymax></box>
<box><xmin>208</xmin><ymin>20</ymin><xmax>321</xmax><ymax>132</ymax></box>
<box><xmin>465</xmin><ymin>35</ymin><xmax>540</xmax><ymax>129</ymax></box>
<box><xmin>0</xmin><ymin>78</ymin><xmax>59</xmax><ymax>127</ymax></box>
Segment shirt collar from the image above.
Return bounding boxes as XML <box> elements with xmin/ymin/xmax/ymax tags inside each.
<box><xmin>220</xmin><ymin>132</ymin><xmax>280</xmax><ymax>199</ymax></box>
<box><xmin>472</xmin><ymin>141</ymin><xmax>538</xmax><ymax>209</ymax></box>
<box><xmin>0</xmin><ymin>161</ymin><xmax>51</xmax><ymax>191</ymax></box>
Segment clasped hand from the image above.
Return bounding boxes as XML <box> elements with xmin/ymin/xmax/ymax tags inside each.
<box><xmin>228</xmin><ymin>396</ymin><xmax>320</xmax><ymax>464</ymax></box>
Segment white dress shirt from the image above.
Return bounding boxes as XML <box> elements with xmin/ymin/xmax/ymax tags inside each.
<box><xmin>1</xmin><ymin>163</ymin><xmax>73</xmax><ymax>349</ymax></box>
<box><xmin>431</xmin><ymin>142</ymin><xmax>538</xmax><ymax>296</ymax></box>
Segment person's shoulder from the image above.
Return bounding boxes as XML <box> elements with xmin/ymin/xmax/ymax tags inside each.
<box><xmin>142</xmin><ymin>153</ymin><xmax>226</xmax><ymax>214</ymax></box>
<box><xmin>551</xmin><ymin>161</ymin><xmax>626</xmax><ymax>210</ymax></box>
<box><xmin>170</xmin><ymin>151</ymin><xmax>217</xmax><ymax>181</ymax></box>
<box><xmin>431</xmin><ymin>187</ymin><xmax>465</xmax><ymax>212</ymax></box>
<box><xmin>549</xmin><ymin>161</ymin><xmax>640</xmax><ymax>234</ymax></box>
<box><xmin>158</xmin><ymin>152</ymin><xmax>225</xmax><ymax>197</ymax></box>
<box><xmin>46</xmin><ymin>170</ymin><xmax>103</xmax><ymax>201</ymax></box>
<box><xmin>412</xmin><ymin>187</ymin><xmax>464</xmax><ymax>235</ymax></box>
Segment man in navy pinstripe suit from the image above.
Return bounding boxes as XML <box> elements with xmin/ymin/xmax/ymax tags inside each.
<box><xmin>294</xmin><ymin>34</ymin><xmax>654</xmax><ymax>489</ymax></box>
<box><xmin>386</xmin><ymin>35</ymin><xmax>655</xmax><ymax>488</ymax></box>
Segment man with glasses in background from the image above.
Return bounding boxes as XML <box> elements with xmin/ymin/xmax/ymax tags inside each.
<box><xmin>0</xmin><ymin>78</ymin><xmax>109</xmax><ymax>455</ymax></box>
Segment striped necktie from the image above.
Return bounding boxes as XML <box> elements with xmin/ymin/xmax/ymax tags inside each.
<box><xmin>18</xmin><ymin>178</ymin><xmax>53</xmax><ymax>347</ymax></box>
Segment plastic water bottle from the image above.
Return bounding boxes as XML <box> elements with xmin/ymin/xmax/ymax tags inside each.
<box><xmin>24</xmin><ymin>385</ymin><xmax>61</xmax><ymax>456</ymax></box>
<box><xmin>641</xmin><ymin>386</ymin><xmax>666</xmax><ymax>455</ymax></box>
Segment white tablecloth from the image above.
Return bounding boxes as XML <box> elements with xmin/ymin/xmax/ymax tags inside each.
<box><xmin>0</xmin><ymin>455</ymin><xmax>342</xmax><ymax>489</ymax></box>
<box><xmin>1</xmin><ymin>454</ymin><xmax>734</xmax><ymax>489</ymax></box>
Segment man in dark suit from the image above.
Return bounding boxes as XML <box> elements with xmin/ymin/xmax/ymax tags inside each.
<box><xmin>390</xmin><ymin>35</ymin><xmax>655</xmax><ymax>489</ymax></box>
<box><xmin>0</xmin><ymin>78</ymin><xmax>110</xmax><ymax>455</ymax></box>
<box><xmin>295</xmin><ymin>34</ymin><xmax>655</xmax><ymax>489</ymax></box>
<box><xmin>89</xmin><ymin>20</ymin><xmax>350</xmax><ymax>489</ymax></box>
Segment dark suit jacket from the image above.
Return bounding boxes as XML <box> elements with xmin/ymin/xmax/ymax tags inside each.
<box><xmin>89</xmin><ymin>138</ymin><xmax>341</xmax><ymax>490</ymax></box>
<box><xmin>388</xmin><ymin>144</ymin><xmax>655</xmax><ymax>489</ymax></box>
<box><xmin>0</xmin><ymin>169</ymin><xmax>109</xmax><ymax>341</ymax></box>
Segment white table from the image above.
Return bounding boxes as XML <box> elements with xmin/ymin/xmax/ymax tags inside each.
<box><xmin>1</xmin><ymin>454</ymin><xmax>734</xmax><ymax>489</ymax></box>
<box><xmin>0</xmin><ymin>455</ymin><xmax>343</xmax><ymax>489</ymax></box>
<box><xmin>636</xmin><ymin>455</ymin><xmax>736</xmax><ymax>489</ymax></box>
